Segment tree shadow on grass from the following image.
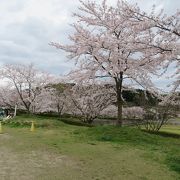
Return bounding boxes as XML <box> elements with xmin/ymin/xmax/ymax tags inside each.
<box><xmin>166</xmin><ymin>156</ymin><xmax>180</xmax><ymax>174</ymax></box>
<box><xmin>142</xmin><ymin>130</ymin><xmax>180</xmax><ymax>139</ymax></box>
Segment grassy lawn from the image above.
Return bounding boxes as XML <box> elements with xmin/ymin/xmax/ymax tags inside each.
<box><xmin>160</xmin><ymin>125</ymin><xmax>180</xmax><ymax>135</ymax></box>
<box><xmin>0</xmin><ymin>115</ymin><xmax>179</xmax><ymax>180</ymax></box>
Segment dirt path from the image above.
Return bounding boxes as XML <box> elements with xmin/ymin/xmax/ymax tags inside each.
<box><xmin>0</xmin><ymin>134</ymin><xmax>76</xmax><ymax>180</ymax></box>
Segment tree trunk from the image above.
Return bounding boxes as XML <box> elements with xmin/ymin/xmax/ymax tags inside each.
<box><xmin>13</xmin><ymin>104</ymin><xmax>17</xmax><ymax>117</ymax></box>
<box><xmin>115</xmin><ymin>72</ymin><xmax>123</xmax><ymax>126</ymax></box>
<box><xmin>27</xmin><ymin>105</ymin><xmax>31</xmax><ymax>114</ymax></box>
<box><xmin>117</xmin><ymin>97</ymin><xmax>123</xmax><ymax>126</ymax></box>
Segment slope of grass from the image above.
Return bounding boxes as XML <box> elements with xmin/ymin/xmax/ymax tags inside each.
<box><xmin>0</xmin><ymin>115</ymin><xmax>179</xmax><ymax>180</ymax></box>
<box><xmin>160</xmin><ymin>125</ymin><xmax>180</xmax><ymax>135</ymax></box>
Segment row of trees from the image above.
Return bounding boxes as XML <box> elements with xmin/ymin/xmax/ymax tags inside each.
<box><xmin>0</xmin><ymin>1</ymin><xmax>179</xmax><ymax>131</ymax></box>
<box><xmin>0</xmin><ymin>63</ymin><xmax>179</xmax><ymax>130</ymax></box>
<box><xmin>0</xmin><ymin>64</ymin><xmax>115</xmax><ymax>122</ymax></box>
<box><xmin>0</xmin><ymin>62</ymin><xmax>179</xmax><ymax>132</ymax></box>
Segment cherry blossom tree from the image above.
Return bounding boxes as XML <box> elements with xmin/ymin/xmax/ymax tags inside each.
<box><xmin>101</xmin><ymin>104</ymin><xmax>145</xmax><ymax>116</ymax></box>
<box><xmin>67</xmin><ymin>84</ymin><xmax>115</xmax><ymax>124</ymax></box>
<box><xmin>51</xmin><ymin>0</ymin><xmax>176</xmax><ymax>125</ymax></box>
<box><xmin>100</xmin><ymin>105</ymin><xmax>117</xmax><ymax>118</ymax></box>
<box><xmin>119</xmin><ymin>2</ymin><xmax>180</xmax><ymax>130</ymax></box>
<box><xmin>0</xmin><ymin>64</ymin><xmax>52</xmax><ymax>113</ymax></box>
<box><xmin>120</xmin><ymin>1</ymin><xmax>180</xmax><ymax>91</ymax></box>
<box><xmin>0</xmin><ymin>84</ymin><xmax>20</xmax><ymax>117</ymax></box>
<box><xmin>33</xmin><ymin>83</ymin><xmax>71</xmax><ymax>116</ymax></box>
<box><xmin>0</xmin><ymin>85</ymin><xmax>19</xmax><ymax>110</ymax></box>
<box><xmin>31</xmin><ymin>87</ymin><xmax>54</xmax><ymax>114</ymax></box>
<box><xmin>50</xmin><ymin>83</ymin><xmax>73</xmax><ymax>116</ymax></box>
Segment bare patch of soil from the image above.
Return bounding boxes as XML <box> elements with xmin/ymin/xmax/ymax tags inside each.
<box><xmin>0</xmin><ymin>147</ymin><xmax>76</xmax><ymax>180</ymax></box>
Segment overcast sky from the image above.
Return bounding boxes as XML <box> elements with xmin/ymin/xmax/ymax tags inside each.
<box><xmin>0</xmin><ymin>0</ymin><xmax>179</xmax><ymax>88</ymax></box>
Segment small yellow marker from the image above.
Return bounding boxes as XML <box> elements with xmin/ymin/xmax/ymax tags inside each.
<box><xmin>30</xmin><ymin>121</ymin><xmax>35</xmax><ymax>132</ymax></box>
<box><xmin>0</xmin><ymin>122</ymin><xmax>3</xmax><ymax>134</ymax></box>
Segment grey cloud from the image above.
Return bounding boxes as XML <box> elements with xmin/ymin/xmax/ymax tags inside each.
<box><xmin>0</xmin><ymin>0</ymin><xmax>179</xmax><ymax>87</ymax></box>
<box><xmin>0</xmin><ymin>0</ymin><xmax>26</xmax><ymax>12</ymax></box>
<box><xmin>7</xmin><ymin>0</ymin><xmax>26</xmax><ymax>12</ymax></box>
<box><xmin>0</xmin><ymin>15</ymin><xmax>72</xmax><ymax>75</ymax></box>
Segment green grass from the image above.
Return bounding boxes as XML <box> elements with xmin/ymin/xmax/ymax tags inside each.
<box><xmin>160</xmin><ymin>125</ymin><xmax>180</xmax><ymax>135</ymax></box>
<box><xmin>0</xmin><ymin>115</ymin><xmax>179</xmax><ymax>180</ymax></box>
